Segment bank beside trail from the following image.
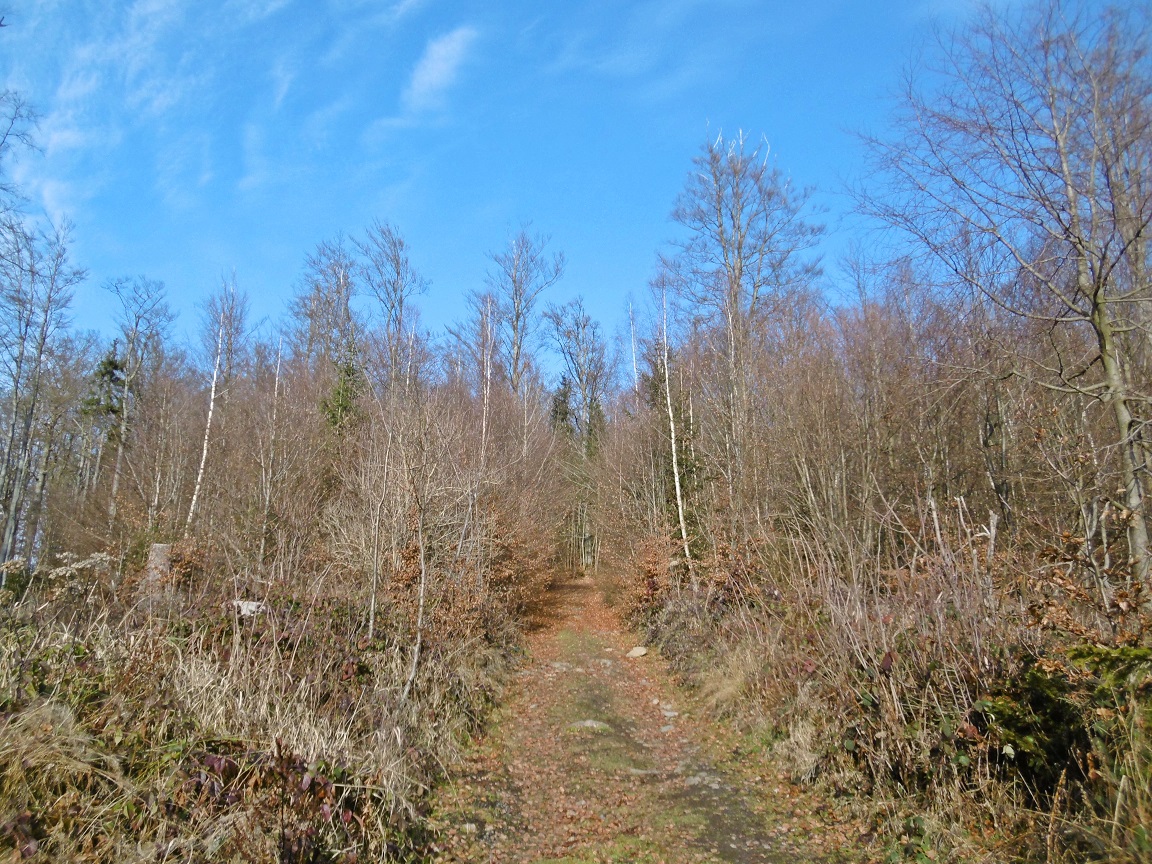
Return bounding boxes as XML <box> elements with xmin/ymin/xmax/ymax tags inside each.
<box><xmin>425</xmin><ymin>573</ymin><xmax>870</xmax><ymax>863</ymax></box>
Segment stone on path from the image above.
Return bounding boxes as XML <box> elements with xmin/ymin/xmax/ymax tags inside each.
<box><xmin>626</xmin><ymin>646</ymin><xmax>648</xmax><ymax>658</ymax></box>
<box><xmin>568</xmin><ymin>719</ymin><xmax>612</xmax><ymax>731</ymax></box>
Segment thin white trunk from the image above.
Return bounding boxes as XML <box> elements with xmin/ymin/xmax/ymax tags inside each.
<box><xmin>663</xmin><ymin>296</ymin><xmax>693</xmax><ymax>583</ymax></box>
<box><xmin>185</xmin><ymin>310</ymin><xmax>225</xmax><ymax>537</ymax></box>
<box><xmin>629</xmin><ymin>302</ymin><xmax>640</xmax><ymax>399</ymax></box>
<box><xmin>478</xmin><ymin>300</ymin><xmax>493</xmax><ymax>587</ymax></box>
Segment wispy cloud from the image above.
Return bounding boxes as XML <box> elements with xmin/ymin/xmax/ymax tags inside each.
<box><xmin>319</xmin><ymin>0</ymin><xmax>429</xmax><ymax>65</ymax></box>
<box><xmin>541</xmin><ymin>0</ymin><xmax>725</xmax><ymax>100</ymax></box>
<box><xmin>302</xmin><ymin>96</ymin><xmax>355</xmax><ymax>148</ymax></box>
<box><xmin>155</xmin><ymin>132</ymin><xmax>214</xmax><ymax>209</ymax></box>
<box><xmin>47</xmin><ymin>0</ymin><xmax>201</xmax><ymax>122</ymax></box>
<box><xmin>238</xmin><ymin>123</ymin><xmax>268</xmax><ymax>191</ymax></box>
<box><xmin>34</xmin><ymin>178</ymin><xmax>79</xmax><ymax>226</ymax></box>
<box><xmin>226</xmin><ymin>0</ymin><xmax>294</xmax><ymax>23</ymax></box>
<box><xmin>388</xmin><ymin>0</ymin><xmax>427</xmax><ymax>21</ymax></box>
<box><xmin>270</xmin><ymin>57</ymin><xmax>295</xmax><ymax>109</ymax></box>
<box><xmin>327</xmin><ymin>0</ymin><xmax>426</xmax><ymax>20</ymax></box>
<box><xmin>402</xmin><ymin>26</ymin><xmax>479</xmax><ymax>113</ymax></box>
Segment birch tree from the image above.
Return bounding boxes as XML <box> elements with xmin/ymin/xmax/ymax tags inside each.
<box><xmin>185</xmin><ymin>279</ymin><xmax>248</xmax><ymax>536</ymax></box>
<box><xmin>656</xmin><ymin>285</ymin><xmax>694</xmax><ymax>581</ymax></box>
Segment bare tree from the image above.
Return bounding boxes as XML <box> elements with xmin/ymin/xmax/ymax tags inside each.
<box><xmin>660</xmin><ymin>287</ymin><xmax>694</xmax><ymax>580</ymax></box>
<box><xmin>0</xmin><ymin>219</ymin><xmax>83</xmax><ymax>565</ymax></box>
<box><xmin>185</xmin><ymin>278</ymin><xmax>248</xmax><ymax>537</ymax></box>
<box><xmin>355</xmin><ymin>221</ymin><xmax>427</xmax><ymax>388</ymax></box>
<box><xmin>0</xmin><ymin>90</ymin><xmax>36</xmax><ymax>211</ymax></box>
<box><xmin>544</xmin><ymin>296</ymin><xmax>612</xmax><ymax>568</ymax></box>
<box><xmin>448</xmin><ymin>290</ymin><xmax>501</xmax><ymax>467</ymax></box>
<box><xmin>105</xmin><ymin>277</ymin><xmax>171</xmax><ymax>525</ymax></box>
<box><xmin>863</xmin><ymin>0</ymin><xmax>1152</xmax><ymax>589</ymax></box>
<box><xmin>291</xmin><ymin>236</ymin><xmax>357</xmax><ymax>366</ymax></box>
<box><xmin>666</xmin><ymin>131</ymin><xmax>823</xmax><ymax>516</ymax></box>
<box><xmin>486</xmin><ymin>227</ymin><xmax>564</xmax><ymax>399</ymax></box>
<box><xmin>545</xmin><ymin>296</ymin><xmax>609</xmax><ymax>447</ymax></box>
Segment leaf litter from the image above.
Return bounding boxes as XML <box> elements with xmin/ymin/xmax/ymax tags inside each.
<box><xmin>424</xmin><ymin>574</ymin><xmax>871</xmax><ymax>863</ymax></box>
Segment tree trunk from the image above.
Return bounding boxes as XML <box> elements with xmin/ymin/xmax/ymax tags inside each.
<box><xmin>663</xmin><ymin>300</ymin><xmax>694</xmax><ymax>586</ymax></box>
<box><xmin>1094</xmin><ymin>304</ymin><xmax>1150</xmax><ymax>589</ymax></box>
<box><xmin>401</xmin><ymin>507</ymin><xmax>428</xmax><ymax>703</ymax></box>
<box><xmin>185</xmin><ymin>310</ymin><xmax>225</xmax><ymax>537</ymax></box>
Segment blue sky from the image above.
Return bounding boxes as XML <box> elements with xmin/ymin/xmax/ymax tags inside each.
<box><xmin>2</xmin><ymin>0</ymin><xmax>992</xmax><ymax>348</ymax></box>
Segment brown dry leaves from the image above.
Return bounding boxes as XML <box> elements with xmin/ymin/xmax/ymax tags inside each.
<box><xmin>424</xmin><ymin>575</ymin><xmax>870</xmax><ymax>863</ymax></box>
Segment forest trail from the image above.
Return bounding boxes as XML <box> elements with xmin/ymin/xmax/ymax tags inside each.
<box><xmin>425</xmin><ymin>574</ymin><xmax>858</xmax><ymax>863</ymax></box>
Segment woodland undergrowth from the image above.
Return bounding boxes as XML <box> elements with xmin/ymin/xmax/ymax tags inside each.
<box><xmin>615</xmin><ymin>504</ymin><xmax>1152</xmax><ymax>864</ymax></box>
<box><xmin>0</xmin><ymin>516</ymin><xmax>552</xmax><ymax>863</ymax></box>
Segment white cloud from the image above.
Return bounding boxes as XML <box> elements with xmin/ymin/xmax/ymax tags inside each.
<box><xmin>327</xmin><ymin>0</ymin><xmax>425</xmax><ymax>19</ymax></box>
<box><xmin>41</xmin><ymin>114</ymin><xmax>100</xmax><ymax>155</ymax></box>
<box><xmin>543</xmin><ymin>0</ymin><xmax>711</xmax><ymax>89</ymax></box>
<box><xmin>36</xmin><ymin>178</ymin><xmax>78</xmax><ymax>226</ymax></box>
<box><xmin>360</xmin><ymin>113</ymin><xmax>418</xmax><ymax>146</ymax></box>
<box><xmin>303</xmin><ymin>96</ymin><xmax>355</xmax><ymax>149</ymax></box>
<box><xmin>319</xmin><ymin>0</ymin><xmax>426</xmax><ymax>64</ymax></box>
<box><xmin>402</xmin><ymin>26</ymin><xmax>478</xmax><ymax>113</ymax></box>
<box><xmin>47</xmin><ymin>0</ymin><xmax>199</xmax><ymax>120</ymax></box>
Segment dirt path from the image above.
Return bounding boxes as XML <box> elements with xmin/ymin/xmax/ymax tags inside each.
<box><xmin>424</xmin><ymin>575</ymin><xmax>861</xmax><ymax>863</ymax></box>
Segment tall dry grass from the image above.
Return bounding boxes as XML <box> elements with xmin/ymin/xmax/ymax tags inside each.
<box><xmin>623</xmin><ymin>499</ymin><xmax>1151</xmax><ymax>862</ymax></box>
<box><xmin>0</xmin><ymin>520</ymin><xmax>549</xmax><ymax>862</ymax></box>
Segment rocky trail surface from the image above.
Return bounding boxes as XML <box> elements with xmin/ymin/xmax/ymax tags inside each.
<box><xmin>424</xmin><ymin>574</ymin><xmax>867</xmax><ymax>863</ymax></box>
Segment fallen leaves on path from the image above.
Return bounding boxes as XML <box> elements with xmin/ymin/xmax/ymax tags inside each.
<box><xmin>424</xmin><ymin>575</ymin><xmax>872</xmax><ymax>863</ymax></box>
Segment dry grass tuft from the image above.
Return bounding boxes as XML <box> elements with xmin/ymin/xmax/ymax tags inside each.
<box><xmin>0</xmin><ymin>525</ymin><xmax>549</xmax><ymax>862</ymax></box>
<box><xmin>622</xmin><ymin>501</ymin><xmax>1152</xmax><ymax>862</ymax></box>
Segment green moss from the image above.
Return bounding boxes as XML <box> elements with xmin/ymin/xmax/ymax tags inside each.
<box><xmin>979</xmin><ymin>664</ymin><xmax>1090</xmax><ymax>799</ymax></box>
<box><xmin>1068</xmin><ymin>644</ymin><xmax>1152</xmax><ymax>693</ymax></box>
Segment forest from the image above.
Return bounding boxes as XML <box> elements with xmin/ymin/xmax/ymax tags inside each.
<box><xmin>1</xmin><ymin>1</ymin><xmax>1151</xmax><ymax>861</ymax></box>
